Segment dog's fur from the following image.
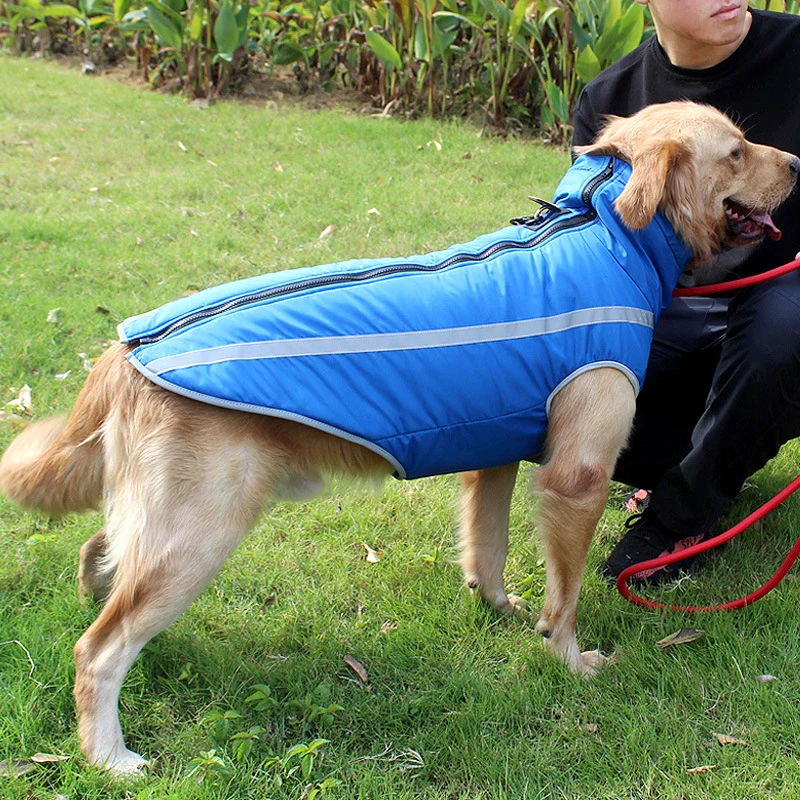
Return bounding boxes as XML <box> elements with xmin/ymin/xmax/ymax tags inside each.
<box><xmin>1</xmin><ymin>102</ymin><xmax>797</xmax><ymax>776</ymax></box>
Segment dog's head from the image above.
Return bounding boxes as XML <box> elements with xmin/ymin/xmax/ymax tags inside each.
<box><xmin>575</xmin><ymin>101</ymin><xmax>799</xmax><ymax>265</ymax></box>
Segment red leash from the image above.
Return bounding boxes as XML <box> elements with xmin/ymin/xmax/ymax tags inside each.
<box><xmin>616</xmin><ymin>257</ymin><xmax>800</xmax><ymax>611</ymax></box>
<box><xmin>672</xmin><ymin>258</ymin><xmax>800</xmax><ymax>297</ymax></box>
<box><xmin>616</xmin><ymin>474</ymin><xmax>800</xmax><ymax>612</ymax></box>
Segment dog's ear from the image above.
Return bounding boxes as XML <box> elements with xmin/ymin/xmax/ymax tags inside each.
<box><xmin>614</xmin><ymin>140</ymin><xmax>688</xmax><ymax>230</ymax></box>
<box><xmin>573</xmin><ymin>115</ymin><xmax>627</xmax><ymax>159</ymax></box>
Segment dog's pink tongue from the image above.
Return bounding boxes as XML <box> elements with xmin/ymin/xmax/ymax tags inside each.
<box><xmin>753</xmin><ymin>210</ymin><xmax>782</xmax><ymax>240</ymax></box>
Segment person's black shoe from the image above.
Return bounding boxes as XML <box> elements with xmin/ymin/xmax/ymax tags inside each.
<box><xmin>602</xmin><ymin>509</ymin><xmax>712</xmax><ymax>586</ymax></box>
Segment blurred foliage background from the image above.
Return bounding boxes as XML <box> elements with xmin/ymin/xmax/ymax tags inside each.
<box><xmin>0</xmin><ymin>0</ymin><xmax>797</xmax><ymax>139</ymax></box>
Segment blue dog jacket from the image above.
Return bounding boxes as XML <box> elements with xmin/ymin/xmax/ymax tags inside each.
<box><xmin>119</xmin><ymin>155</ymin><xmax>692</xmax><ymax>479</ymax></box>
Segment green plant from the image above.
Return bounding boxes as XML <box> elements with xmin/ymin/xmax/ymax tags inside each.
<box><xmin>141</xmin><ymin>0</ymin><xmax>251</xmax><ymax>95</ymax></box>
<box><xmin>185</xmin><ymin>749</ymin><xmax>233</xmax><ymax>783</ymax></box>
<box><xmin>245</xmin><ymin>682</ymin><xmax>279</xmax><ymax>711</ymax></box>
<box><xmin>527</xmin><ymin>0</ymin><xmax>648</xmax><ymax>141</ymax></box>
<box><xmin>203</xmin><ymin>708</ymin><xmax>243</xmax><ymax>744</ymax></box>
<box><xmin>263</xmin><ymin>738</ymin><xmax>331</xmax><ymax>790</ymax></box>
<box><xmin>286</xmin><ymin>684</ymin><xmax>344</xmax><ymax>730</ymax></box>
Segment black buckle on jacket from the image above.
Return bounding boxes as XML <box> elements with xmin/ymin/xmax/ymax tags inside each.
<box><xmin>510</xmin><ymin>196</ymin><xmax>562</xmax><ymax>227</ymax></box>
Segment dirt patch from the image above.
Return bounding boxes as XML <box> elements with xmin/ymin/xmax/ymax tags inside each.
<box><xmin>52</xmin><ymin>53</ymin><xmax>377</xmax><ymax>115</ymax></box>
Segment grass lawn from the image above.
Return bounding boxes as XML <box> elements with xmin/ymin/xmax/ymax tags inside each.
<box><xmin>2</xmin><ymin>55</ymin><xmax>800</xmax><ymax>800</ymax></box>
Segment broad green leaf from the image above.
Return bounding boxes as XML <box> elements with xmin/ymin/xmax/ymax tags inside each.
<box><xmin>508</xmin><ymin>0</ymin><xmax>526</xmax><ymax>39</ymax></box>
<box><xmin>365</xmin><ymin>29</ymin><xmax>402</xmax><ymax>70</ymax></box>
<box><xmin>433</xmin><ymin>10</ymin><xmax>482</xmax><ymax>33</ymax></box>
<box><xmin>235</xmin><ymin>2</ymin><xmax>249</xmax><ymax>47</ymax></box>
<box><xmin>415</xmin><ymin>0</ymin><xmax>436</xmax><ymax>19</ymax></box>
<box><xmin>478</xmin><ymin>0</ymin><xmax>509</xmax><ymax>27</ymax></box>
<box><xmin>188</xmin><ymin>3</ymin><xmax>202</xmax><ymax>40</ymax></box>
<box><xmin>147</xmin><ymin>0</ymin><xmax>183</xmax><ymax>25</ymax></box>
<box><xmin>113</xmin><ymin>0</ymin><xmax>131</xmax><ymax>22</ymax></box>
<box><xmin>575</xmin><ymin>43</ymin><xmax>601</xmax><ymax>83</ymax></box>
<box><xmin>214</xmin><ymin>1</ymin><xmax>240</xmax><ymax>55</ymax></box>
<box><xmin>414</xmin><ymin>17</ymin><xmax>430</xmax><ymax>62</ymax></box>
<box><xmin>571</xmin><ymin>13</ymin><xmax>590</xmax><ymax>51</ymax></box>
<box><xmin>432</xmin><ymin>16</ymin><xmax>457</xmax><ymax>57</ymax></box>
<box><xmin>545</xmin><ymin>80</ymin><xmax>569</xmax><ymax>123</ymax></box>
<box><xmin>617</xmin><ymin>2</ymin><xmax>644</xmax><ymax>58</ymax></box>
<box><xmin>272</xmin><ymin>40</ymin><xmax>305</xmax><ymax>65</ymax></box>
<box><xmin>146</xmin><ymin>3</ymin><xmax>183</xmax><ymax>49</ymax></box>
<box><xmin>44</xmin><ymin>4</ymin><xmax>84</xmax><ymax>17</ymax></box>
<box><xmin>604</xmin><ymin>0</ymin><xmax>621</xmax><ymax>30</ymax></box>
<box><xmin>9</xmin><ymin>2</ymin><xmax>83</xmax><ymax>18</ymax></box>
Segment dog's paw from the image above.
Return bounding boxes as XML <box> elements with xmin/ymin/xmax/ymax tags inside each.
<box><xmin>102</xmin><ymin>751</ymin><xmax>149</xmax><ymax>780</ymax></box>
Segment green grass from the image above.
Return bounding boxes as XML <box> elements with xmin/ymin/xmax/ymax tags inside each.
<box><xmin>2</xmin><ymin>55</ymin><xmax>800</xmax><ymax>799</ymax></box>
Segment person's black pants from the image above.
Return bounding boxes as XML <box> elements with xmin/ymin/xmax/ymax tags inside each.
<box><xmin>613</xmin><ymin>270</ymin><xmax>800</xmax><ymax>534</ymax></box>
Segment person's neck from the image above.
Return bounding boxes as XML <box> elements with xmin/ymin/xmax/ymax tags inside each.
<box><xmin>657</xmin><ymin>11</ymin><xmax>752</xmax><ymax>69</ymax></box>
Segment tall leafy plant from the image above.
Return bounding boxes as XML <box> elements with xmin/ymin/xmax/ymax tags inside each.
<box><xmin>138</xmin><ymin>0</ymin><xmax>250</xmax><ymax>95</ymax></box>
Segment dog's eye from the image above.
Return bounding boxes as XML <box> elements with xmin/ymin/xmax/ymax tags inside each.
<box><xmin>730</xmin><ymin>147</ymin><xmax>744</xmax><ymax>161</ymax></box>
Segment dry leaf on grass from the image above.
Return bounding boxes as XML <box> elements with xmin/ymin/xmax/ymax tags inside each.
<box><xmin>46</xmin><ymin>308</ymin><xmax>62</xmax><ymax>323</ymax></box>
<box><xmin>363</xmin><ymin>543</ymin><xmax>384</xmax><ymax>563</ymax></box>
<box><xmin>6</xmin><ymin>385</ymin><xmax>32</xmax><ymax>415</ymax></box>
<box><xmin>0</xmin><ymin>752</ymin><xmax>68</xmax><ymax>778</ymax></box>
<box><xmin>755</xmin><ymin>674</ymin><xmax>778</xmax><ymax>683</ymax></box>
<box><xmin>380</xmin><ymin>621</ymin><xmax>398</xmax><ymax>634</ymax></box>
<box><xmin>319</xmin><ymin>224</ymin><xmax>336</xmax><ymax>240</ymax></box>
<box><xmin>0</xmin><ymin>759</ymin><xmax>36</xmax><ymax>778</ymax></box>
<box><xmin>711</xmin><ymin>731</ymin><xmax>748</xmax><ymax>746</ymax></box>
<box><xmin>655</xmin><ymin>628</ymin><xmax>706</xmax><ymax>650</ymax></box>
<box><xmin>686</xmin><ymin>764</ymin><xmax>717</xmax><ymax>774</ymax></box>
<box><xmin>9</xmin><ymin>759</ymin><xmax>39</xmax><ymax>778</ymax></box>
<box><xmin>344</xmin><ymin>654</ymin><xmax>369</xmax><ymax>685</ymax></box>
<box><xmin>30</xmin><ymin>753</ymin><xmax>70</xmax><ymax>764</ymax></box>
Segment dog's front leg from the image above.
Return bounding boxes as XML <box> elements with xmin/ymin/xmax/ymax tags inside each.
<box><xmin>459</xmin><ymin>462</ymin><xmax>521</xmax><ymax>613</ymax></box>
<box><xmin>535</xmin><ymin>368</ymin><xmax>636</xmax><ymax>674</ymax></box>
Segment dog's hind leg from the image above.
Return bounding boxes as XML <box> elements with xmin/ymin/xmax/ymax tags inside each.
<box><xmin>74</xmin><ymin>495</ymin><xmax>267</xmax><ymax>775</ymax></box>
<box><xmin>73</xmin><ymin>412</ymin><xmax>277</xmax><ymax>776</ymax></box>
<box><xmin>534</xmin><ymin>368</ymin><xmax>635</xmax><ymax>674</ymax></box>
<box><xmin>459</xmin><ymin>462</ymin><xmax>520</xmax><ymax>614</ymax></box>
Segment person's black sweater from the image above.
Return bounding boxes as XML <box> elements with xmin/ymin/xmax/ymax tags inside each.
<box><xmin>572</xmin><ymin>9</ymin><xmax>800</xmax><ymax>275</ymax></box>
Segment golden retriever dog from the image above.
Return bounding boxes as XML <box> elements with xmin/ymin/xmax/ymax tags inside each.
<box><xmin>1</xmin><ymin>102</ymin><xmax>797</xmax><ymax>776</ymax></box>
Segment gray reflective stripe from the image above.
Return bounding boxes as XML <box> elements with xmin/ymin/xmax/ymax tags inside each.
<box><xmin>125</xmin><ymin>353</ymin><xmax>408</xmax><ymax>478</ymax></box>
<box><xmin>143</xmin><ymin>305</ymin><xmax>654</xmax><ymax>376</ymax></box>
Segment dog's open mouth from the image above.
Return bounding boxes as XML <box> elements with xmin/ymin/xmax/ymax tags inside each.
<box><xmin>725</xmin><ymin>199</ymin><xmax>782</xmax><ymax>242</ymax></box>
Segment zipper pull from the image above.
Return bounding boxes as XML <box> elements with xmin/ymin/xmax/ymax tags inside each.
<box><xmin>511</xmin><ymin>197</ymin><xmax>562</xmax><ymax>227</ymax></box>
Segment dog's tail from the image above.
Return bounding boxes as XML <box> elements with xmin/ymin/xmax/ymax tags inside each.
<box><xmin>0</xmin><ymin>343</ymin><xmax>129</xmax><ymax>515</ymax></box>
